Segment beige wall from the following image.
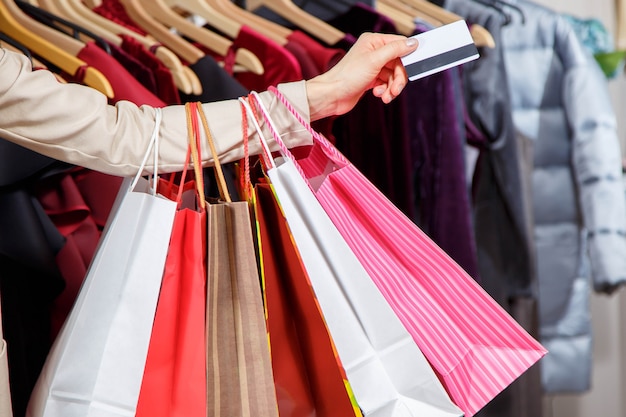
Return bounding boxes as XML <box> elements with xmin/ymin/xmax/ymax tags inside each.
<box><xmin>528</xmin><ymin>1</ymin><xmax>626</xmax><ymax>416</ymax></box>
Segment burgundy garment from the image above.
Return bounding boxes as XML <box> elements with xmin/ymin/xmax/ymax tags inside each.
<box><xmin>283</xmin><ymin>38</ymin><xmax>319</xmax><ymax>79</ymax></box>
<box><xmin>94</xmin><ymin>0</ymin><xmax>181</xmax><ymax>105</ymax></box>
<box><xmin>218</xmin><ymin>25</ymin><xmax>302</xmax><ymax>91</ymax></box>
<box><xmin>73</xmin><ymin>41</ymin><xmax>165</xmax><ymax>107</ymax></box>
<box><xmin>120</xmin><ymin>35</ymin><xmax>181</xmax><ymax>105</ymax></box>
<box><xmin>284</xmin><ymin>31</ymin><xmax>346</xmax><ymax>143</ymax></box>
<box><xmin>36</xmin><ymin>168</ymin><xmax>123</xmax><ymax>339</ymax></box>
<box><xmin>329</xmin><ymin>4</ymin><xmax>479</xmax><ymax>280</ymax></box>
<box><xmin>286</xmin><ymin>30</ymin><xmax>345</xmax><ymax>73</ymax></box>
<box><xmin>93</xmin><ymin>0</ymin><xmax>147</xmax><ymax>36</ymax></box>
<box><xmin>106</xmin><ymin>40</ymin><xmax>158</xmax><ymax>99</ymax></box>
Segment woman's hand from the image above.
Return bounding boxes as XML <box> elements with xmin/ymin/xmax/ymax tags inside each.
<box><xmin>305</xmin><ymin>32</ymin><xmax>418</xmax><ymax>121</ymax></box>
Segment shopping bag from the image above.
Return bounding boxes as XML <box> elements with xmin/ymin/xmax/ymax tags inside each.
<box><xmin>254</xmin><ymin>181</ymin><xmax>362</xmax><ymax>417</ymax></box>
<box><xmin>0</xmin><ymin>294</ymin><xmax>13</xmax><ymax>417</ymax></box>
<box><xmin>239</xmin><ymin>98</ymin><xmax>361</xmax><ymax>417</ymax></box>
<box><xmin>135</xmin><ymin>102</ymin><xmax>207</xmax><ymax>417</ymax></box>
<box><xmin>241</xmin><ymin>96</ymin><xmax>462</xmax><ymax>417</ymax></box>
<box><xmin>190</xmin><ymin>102</ymin><xmax>278</xmax><ymax>417</ymax></box>
<box><xmin>254</xmin><ymin>88</ymin><xmax>548</xmax><ymax>417</ymax></box>
<box><xmin>27</xmin><ymin>109</ymin><xmax>177</xmax><ymax>417</ymax></box>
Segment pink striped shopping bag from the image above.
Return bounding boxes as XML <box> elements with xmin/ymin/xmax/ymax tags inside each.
<box><xmin>250</xmin><ymin>88</ymin><xmax>547</xmax><ymax>417</ymax></box>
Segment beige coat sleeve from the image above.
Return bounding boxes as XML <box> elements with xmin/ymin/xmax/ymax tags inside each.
<box><xmin>0</xmin><ymin>47</ymin><xmax>313</xmax><ymax>177</ymax></box>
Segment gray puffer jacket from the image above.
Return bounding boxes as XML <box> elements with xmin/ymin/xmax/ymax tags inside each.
<box><xmin>501</xmin><ymin>0</ymin><xmax>626</xmax><ymax>393</ymax></box>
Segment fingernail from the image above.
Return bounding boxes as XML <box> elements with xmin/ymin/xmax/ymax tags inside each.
<box><xmin>374</xmin><ymin>86</ymin><xmax>386</xmax><ymax>95</ymax></box>
<box><xmin>406</xmin><ymin>38</ymin><xmax>418</xmax><ymax>47</ymax></box>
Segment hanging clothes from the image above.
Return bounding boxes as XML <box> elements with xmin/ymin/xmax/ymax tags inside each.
<box><xmin>228</xmin><ymin>25</ymin><xmax>303</xmax><ymax>91</ymax></box>
<box><xmin>327</xmin><ymin>3</ymin><xmax>479</xmax><ymax>279</ymax></box>
<box><xmin>252</xmin><ymin>0</ymin><xmax>374</xmax><ymax>28</ymax></box>
<box><xmin>2</xmin><ymin>27</ymin><xmax>163</xmax><ymax>414</ymax></box>
<box><xmin>499</xmin><ymin>0</ymin><xmax>626</xmax><ymax>393</ymax></box>
<box><xmin>70</xmin><ymin>41</ymin><xmax>165</xmax><ymax>107</ymax></box>
<box><xmin>439</xmin><ymin>1</ymin><xmax>542</xmax><ymax>416</ymax></box>
<box><xmin>119</xmin><ymin>35</ymin><xmax>181</xmax><ymax>105</ymax></box>
<box><xmin>103</xmin><ymin>41</ymin><xmax>159</xmax><ymax>100</ymax></box>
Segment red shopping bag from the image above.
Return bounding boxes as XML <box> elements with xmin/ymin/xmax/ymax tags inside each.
<box><xmin>253</xmin><ymin>181</ymin><xmax>361</xmax><ymax>417</ymax></box>
<box><xmin>251</xmin><ymin>88</ymin><xmax>548</xmax><ymax>417</ymax></box>
<box><xmin>236</xmin><ymin>98</ymin><xmax>359</xmax><ymax>417</ymax></box>
<box><xmin>135</xmin><ymin>103</ymin><xmax>207</xmax><ymax>417</ymax></box>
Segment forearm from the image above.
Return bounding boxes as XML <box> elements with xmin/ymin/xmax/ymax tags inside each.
<box><xmin>305</xmin><ymin>76</ymin><xmax>340</xmax><ymax>122</ymax></box>
<box><xmin>0</xmin><ymin>48</ymin><xmax>312</xmax><ymax>177</ymax></box>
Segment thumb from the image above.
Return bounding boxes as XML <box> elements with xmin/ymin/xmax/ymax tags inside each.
<box><xmin>370</xmin><ymin>37</ymin><xmax>419</xmax><ymax>67</ymax></box>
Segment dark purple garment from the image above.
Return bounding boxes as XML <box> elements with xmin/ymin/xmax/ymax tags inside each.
<box><xmin>120</xmin><ymin>35</ymin><xmax>181</xmax><ymax>105</ymax></box>
<box><xmin>105</xmin><ymin>40</ymin><xmax>158</xmax><ymax>99</ymax></box>
<box><xmin>329</xmin><ymin>4</ymin><xmax>480</xmax><ymax>280</ymax></box>
<box><xmin>328</xmin><ymin>9</ymin><xmax>417</xmax><ymax>222</ymax></box>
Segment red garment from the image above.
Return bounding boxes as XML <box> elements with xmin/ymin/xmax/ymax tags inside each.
<box><xmin>75</xmin><ymin>41</ymin><xmax>165</xmax><ymax>106</ymax></box>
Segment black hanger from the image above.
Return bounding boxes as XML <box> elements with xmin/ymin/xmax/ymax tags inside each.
<box><xmin>468</xmin><ymin>0</ymin><xmax>512</xmax><ymax>25</ymax></box>
<box><xmin>494</xmin><ymin>0</ymin><xmax>525</xmax><ymax>24</ymax></box>
<box><xmin>0</xmin><ymin>30</ymin><xmax>33</xmax><ymax>64</ymax></box>
<box><xmin>14</xmin><ymin>0</ymin><xmax>111</xmax><ymax>54</ymax></box>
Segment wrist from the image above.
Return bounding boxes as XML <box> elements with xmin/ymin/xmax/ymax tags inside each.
<box><xmin>305</xmin><ymin>76</ymin><xmax>338</xmax><ymax>121</ymax></box>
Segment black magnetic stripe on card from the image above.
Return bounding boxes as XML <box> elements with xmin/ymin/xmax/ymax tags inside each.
<box><xmin>405</xmin><ymin>43</ymin><xmax>478</xmax><ymax>78</ymax></box>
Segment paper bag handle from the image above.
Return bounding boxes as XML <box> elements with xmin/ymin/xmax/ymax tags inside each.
<box><xmin>193</xmin><ymin>102</ymin><xmax>232</xmax><ymax>203</ymax></box>
<box><xmin>246</xmin><ymin>92</ymin><xmax>317</xmax><ymax>190</ymax></box>
<box><xmin>184</xmin><ymin>102</ymin><xmax>207</xmax><ymax>209</ymax></box>
<box><xmin>267</xmin><ymin>86</ymin><xmax>345</xmax><ymax>164</ymax></box>
<box><xmin>238</xmin><ymin>96</ymin><xmax>275</xmax><ymax>170</ymax></box>
<box><xmin>130</xmin><ymin>107</ymin><xmax>162</xmax><ymax>196</ymax></box>
<box><xmin>251</xmin><ymin>87</ymin><xmax>349</xmax><ymax>169</ymax></box>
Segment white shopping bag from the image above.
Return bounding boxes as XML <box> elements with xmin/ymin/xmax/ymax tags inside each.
<box><xmin>0</xmin><ymin>294</ymin><xmax>13</xmax><ymax>417</ymax></box>
<box><xmin>27</xmin><ymin>109</ymin><xmax>177</xmax><ymax>417</ymax></box>
<box><xmin>242</xmin><ymin>97</ymin><xmax>462</xmax><ymax>417</ymax></box>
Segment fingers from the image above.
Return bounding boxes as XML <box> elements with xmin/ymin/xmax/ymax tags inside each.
<box><xmin>372</xmin><ymin>59</ymin><xmax>409</xmax><ymax>103</ymax></box>
<box><xmin>357</xmin><ymin>33</ymin><xmax>415</xmax><ymax>103</ymax></box>
<box><xmin>367</xmin><ymin>34</ymin><xmax>419</xmax><ymax>69</ymax></box>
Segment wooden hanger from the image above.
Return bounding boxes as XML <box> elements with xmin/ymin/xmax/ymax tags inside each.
<box><xmin>35</xmin><ymin>0</ymin><xmax>197</xmax><ymax>94</ymax></box>
<box><xmin>45</xmin><ymin>0</ymin><xmax>199</xmax><ymax>93</ymax></box>
<box><xmin>0</xmin><ymin>0</ymin><xmax>114</xmax><ymax>97</ymax></box>
<box><xmin>0</xmin><ymin>31</ymin><xmax>32</xmax><ymax>61</ymax></box>
<box><xmin>1</xmin><ymin>37</ymin><xmax>70</xmax><ymax>83</ymax></box>
<box><xmin>377</xmin><ymin>0</ymin><xmax>425</xmax><ymax>35</ymax></box>
<box><xmin>380</xmin><ymin>0</ymin><xmax>443</xmax><ymax>26</ymax></box>
<box><xmin>246</xmin><ymin>0</ymin><xmax>345</xmax><ymax>46</ymax></box>
<box><xmin>206</xmin><ymin>0</ymin><xmax>290</xmax><ymax>45</ymax></box>
<box><xmin>5</xmin><ymin>0</ymin><xmax>85</xmax><ymax>55</ymax></box>
<box><xmin>161</xmin><ymin>0</ymin><xmax>242</xmax><ymax>40</ymax></box>
<box><xmin>119</xmin><ymin>0</ymin><xmax>203</xmax><ymax>63</ymax></box>
<box><xmin>393</xmin><ymin>0</ymin><xmax>496</xmax><ymax>48</ymax></box>
<box><xmin>16</xmin><ymin>0</ymin><xmax>112</xmax><ymax>54</ymax></box>
<box><xmin>125</xmin><ymin>0</ymin><xmax>265</xmax><ymax>74</ymax></box>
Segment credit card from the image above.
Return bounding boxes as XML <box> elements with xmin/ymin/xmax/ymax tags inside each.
<box><xmin>401</xmin><ymin>20</ymin><xmax>479</xmax><ymax>81</ymax></box>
